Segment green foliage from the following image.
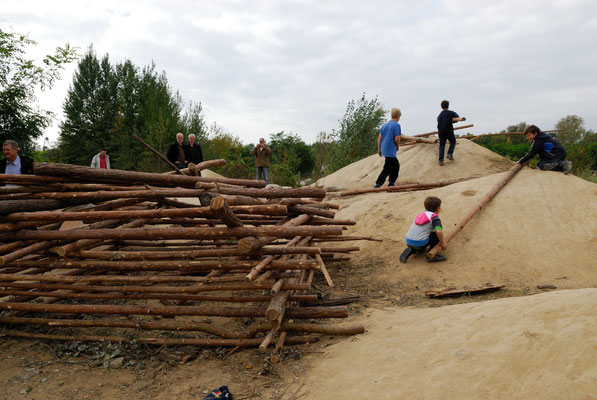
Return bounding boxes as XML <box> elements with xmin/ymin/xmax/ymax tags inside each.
<box><xmin>268</xmin><ymin>131</ymin><xmax>315</xmax><ymax>178</ymax></box>
<box><xmin>555</xmin><ymin>115</ymin><xmax>586</xmax><ymax>146</ymax></box>
<box><xmin>327</xmin><ymin>94</ymin><xmax>386</xmax><ymax>173</ymax></box>
<box><xmin>0</xmin><ymin>26</ymin><xmax>77</xmax><ymax>154</ymax></box>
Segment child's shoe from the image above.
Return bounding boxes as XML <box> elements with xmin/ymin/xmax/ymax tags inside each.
<box><xmin>388</xmin><ymin>182</ymin><xmax>396</xmax><ymax>187</ymax></box>
<box><xmin>373</xmin><ymin>184</ymin><xmax>381</xmax><ymax>188</ymax></box>
<box><xmin>426</xmin><ymin>254</ymin><xmax>447</xmax><ymax>262</ymax></box>
<box><xmin>446</xmin><ymin>154</ymin><xmax>454</xmax><ymax>161</ymax></box>
<box><xmin>399</xmin><ymin>247</ymin><xmax>413</xmax><ymax>263</ymax></box>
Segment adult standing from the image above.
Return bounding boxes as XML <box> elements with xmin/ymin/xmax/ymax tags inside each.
<box><xmin>374</xmin><ymin>108</ymin><xmax>402</xmax><ymax>188</ymax></box>
<box><xmin>437</xmin><ymin>100</ymin><xmax>466</xmax><ymax>166</ymax></box>
<box><xmin>251</xmin><ymin>137</ymin><xmax>272</xmax><ymax>184</ymax></box>
<box><xmin>1</xmin><ymin>140</ymin><xmax>34</xmax><ymax>186</ymax></box>
<box><xmin>186</xmin><ymin>134</ymin><xmax>203</xmax><ymax>176</ymax></box>
<box><xmin>90</xmin><ymin>149</ymin><xmax>111</xmax><ymax>169</ymax></box>
<box><xmin>167</xmin><ymin>132</ymin><xmax>189</xmax><ymax>170</ymax></box>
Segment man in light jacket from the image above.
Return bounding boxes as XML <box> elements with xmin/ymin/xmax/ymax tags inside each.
<box><xmin>90</xmin><ymin>149</ymin><xmax>110</xmax><ymax>169</ymax></box>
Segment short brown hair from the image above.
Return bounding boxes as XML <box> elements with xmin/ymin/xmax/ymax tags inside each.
<box><xmin>424</xmin><ymin>196</ymin><xmax>442</xmax><ymax>212</ymax></box>
<box><xmin>390</xmin><ymin>108</ymin><xmax>401</xmax><ymax>119</ymax></box>
<box><xmin>524</xmin><ymin>125</ymin><xmax>540</xmax><ymax>135</ymax></box>
<box><xmin>441</xmin><ymin>100</ymin><xmax>449</xmax><ymax>109</ymax></box>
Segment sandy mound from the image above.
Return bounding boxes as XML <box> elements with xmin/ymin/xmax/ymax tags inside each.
<box><xmin>200</xmin><ymin>168</ymin><xmax>226</xmax><ymax>179</ymax></box>
<box><xmin>333</xmin><ymin>169</ymin><xmax>597</xmax><ymax>291</ymax></box>
<box><xmin>303</xmin><ymin>288</ymin><xmax>597</xmax><ymax>399</ymax></box>
<box><xmin>317</xmin><ymin>139</ymin><xmax>512</xmax><ymax>190</ymax></box>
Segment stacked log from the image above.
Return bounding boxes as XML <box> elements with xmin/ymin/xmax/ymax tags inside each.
<box><xmin>0</xmin><ymin>163</ymin><xmax>364</xmax><ymax>355</ymax></box>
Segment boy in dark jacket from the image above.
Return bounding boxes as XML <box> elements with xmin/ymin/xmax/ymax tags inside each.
<box><xmin>516</xmin><ymin>125</ymin><xmax>571</xmax><ymax>174</ymax></box>
<box><xmin>400</xmin><ymin>196</ymin><xmax>448</xmax><ymax>263</ymax></box>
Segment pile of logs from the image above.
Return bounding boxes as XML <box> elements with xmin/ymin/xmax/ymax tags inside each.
<box><xmin>0</xmin><ymin>163</ymin><xmax>365</xmax><ymax>358</ymax></box>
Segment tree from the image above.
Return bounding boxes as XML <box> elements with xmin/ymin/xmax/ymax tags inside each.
<box><xmin>327</xmin><ymin>94</ymin><xmax>386</xmax><ymax>172</ymax></box>
<box><xmin>0</xmin><ymin>26</ymin><xmax>77</xmax><ymax>154</ymax></box>
<box><xmin>59</xmin><ymin>47</ymin><xmax>117</xmax><ymax>165</ymax></box>
<box><xmin>555</xmin><ymin>115</ymin><xmax>586</xmax><ymax>146</ymax></box>
<box><xmin>268</xmin><ymin>131</ymin><xmax>315</xmax><ymax>177</ymax></box>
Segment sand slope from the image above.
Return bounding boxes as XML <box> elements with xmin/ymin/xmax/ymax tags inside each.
<box><xmin>317</xmin><ymin>139</ymin><xmax>512</xmax><ymax>190</ymax></box>
<box><xmin>304</xmin><ymin>289</ymin><xmax>597</xmax><ymax>399</ymax></box>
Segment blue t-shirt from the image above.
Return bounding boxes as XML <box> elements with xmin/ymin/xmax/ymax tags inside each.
<box><xmin>380</xmin><ymin>120</ymin><xmax>401</xmax><ymax>157</ymax></box>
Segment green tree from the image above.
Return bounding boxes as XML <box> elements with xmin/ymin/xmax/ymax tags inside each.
<box><xmin>327</xmin><ymin>94</ymin><xmax>386</xmax><ymax>172</ymax></box>
<box><xmin>555</xmin><ymin>115</ymin><xmax>586</xmax><ymax>146</ymax></box>
<box><xmin>0</xmin><ymin>26</ymin><xmax>77</xmax><ymax>153</ymax></box>
<box><xmin>59</xmin><ymin>47</ymin><xmax>117</xmax><ymax>166</ymax></box>
<box><xmin>268</xmin><ymin>131</ymin><xmax>315</xmax><ymax>178</ymax></box>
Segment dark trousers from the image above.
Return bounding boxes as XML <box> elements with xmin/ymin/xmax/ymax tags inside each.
<box><xmin>538</xmin><ymin>156</ymin><xmax>566</xmax><ymax>171</ymax></box>
<box><xmin>438</xmin><ymin>132</ymin><xmax>456</xmax><ymax>162</ymax></box>
<box><xmin>409</xmin><ymin>231</ymin><xmax>440</xmax><ymax>252</ymax></box>
<box><xmin>375</xmin><ymin>157</ymin><xmax>400</xmax><ymax>185</ymax></box>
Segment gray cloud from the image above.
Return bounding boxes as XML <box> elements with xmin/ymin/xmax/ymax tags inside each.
<box><xmin>3</xmin><ymin>0</ymin><xmax>597</xmax><ymax>146</ymax></box>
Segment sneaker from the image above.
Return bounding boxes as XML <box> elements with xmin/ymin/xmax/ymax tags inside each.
<box><xmin>388</xmin><ymin>182</ymin><xmax>396</xmax><ymax>187</ymax></box>
<box><xmin>427</xmin><ymin>254</ymin><xmax>447</xmax><ymax>262</ymax></box>
<box><xmin>447</xmin><ymin>154</ymin><xmax>454</xmax><ymax>161</ymax></box>
<box><xmin>399</xmin><ymin>247</ymin><xmax>413</xmax><ymax>263</ymax></box>
<box><xmin>373</xmin><ymin>184</ymin><xmax>381</xmax><ymax>189</ymax></box>
<box><xmin>563</xmin><ymin>160</ymin><xmax>572</xmax><ymax>175</ymax></box>
<box><xmin>438</xmin><ymin>160</ymin><xmax>444</xmax><ymax>166</ymax></box>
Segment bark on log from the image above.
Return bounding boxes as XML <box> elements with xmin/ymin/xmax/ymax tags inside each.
<box><xmin>238</xmin><ymin>214</ymin><xmax>312</xmax><ymax>253</ymax></box>
<box><xmin>0</xmin><ymin>302</ymin><xmax>348</xmax><ymax>319</ymax></box>
<box><xmin>0</xmin><ymin>199</ymin><xmax>90</xmax><ymax>215</ymax></box>
<box><xmin>34</xmin><ymin>162</ymin><xmax>265</xmax><ymax>188</ymax></box>
<box><xmin>288</xmin><ymin>204</ymin><xmax>335</xmax><ymax>218</ymax></box>
<box><xmin>427</xmin><ymin>163</ymin><xmax>523</xmax><ymax>258</ymax></box>
<box><xmin>0</xmin><ymin>240</ymin><xmax>57</xmax><ymax>266</ymax></box>
<box><xmin>205</xmin><ymin>185</ymin><xmax>326</xmax><ymax>199</ymax></box>
<box><xmin>210</xmin><ymin>197</ymin><xmax>243</xmax><ymax>228</ymax></box>
<box><xmin>164</xmin><ymin>159</ymin><xmax>227</xmax><ymax>174</ymax></box>
<box><xmin>1</xmin><ymin>329</ymin><xmax>318</xmax><ymax>347</ymax></box>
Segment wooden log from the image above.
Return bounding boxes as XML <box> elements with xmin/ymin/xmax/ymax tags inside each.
<box><xmin>0</xmin><ymin>302</ymin><xmax>348</xmax><ymax>319</ymax></box>
<box><xmin>468</xmin><ymin>130</ymin><xmax>561</xmax><ymax>141</ymax></box>
<box><xmin>199</xmin><ymin>192</ymin><xmax>267</xmax><ymax>207</ymax></box>
<box><xmin>2</xmin><ymin>204</ymin><xmax>288</xmax><ymax>223</ymax></box>
<box><xmin>315</xmin><ymin>253</ymin><xmax>333</xmax><ymax>287</ymax></box>
<box><xmin>0</xmin><ymin>289</ymin><xmax>317</xmax><ymax>303</ymax></box>
<box><xmin>238</xmin><ymin>214</ymin><xmax>312</xmax><ymax>253</ymax></box>
<box><xmin>340</xmin><ymin>177</ymin><xmax>475</xmax><ymax>196</ymax></box>
<box><xmin>6</xmin><ymin>258</ymin><xmax>320</xmax><ymax>272</ymax></box>
<box><xmin>2</xmin><ymin>224</ymin><xmax>342</xmax><ymax>242</ymax></box>
<box><xmin>414</xmin><ymin>124</ymin><xmax>474</xmax><ymax>137</ymax></box>
<box><xmin>428</xmin><ymin>163</ymin><xmax>523</xmax><ymax>258</ymax></box>
<box><xmin>0</xmin><ymin>175</ymin><xmax>72</xmax><ymax>185</ymax></box>
<box><xmin>0</xmin><ymin>199</ymin><xmax>90</xmax><ymax>215</ymax></box>
<box><xmin>425</xmin><ymin>284</ymin><xmax>504</xmax><ymax>298</ymax></box>
<box><xmin>164</xmin><ymin>159</ymin><xmax>227</xmax><ymax>175</ymax></box>
<box><xmin>0</xmin><ymin>240</ymin><xmax>57</xmax><ymax>267</ymax></box>
<box><xmin>205</xmin><ymin>185</ymin><xmax>326</xmax><ymax>199</ymax></box>
<box><xmin>33</xmin><ymin>162</ymin><xmax>265</xmax><ymax>188</ymax></box>
<box><xmin>1</xmin><ymin>330</ymin><xmax>318</xmax><ymax>347</ymax></box>
<box><xmin>210</xmin><ymin>196</ymin><xmax>243</xmax><ymax>228</ymax></box>
<box><xmin>288</xmin><ymin>204</ymin><xmax>335</xmax><ymax>218</ymax></box>
<box><xmin>132</xmin><ymin>133</ymin><xmax>184</xmax><ymax>174</ymax></box>
<box><xmin>72</xmin><ymin>245</ymin><xmax>321</xmax><ymax>260</ymax></box>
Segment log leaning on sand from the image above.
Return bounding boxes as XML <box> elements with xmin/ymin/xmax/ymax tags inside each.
<box><xmin>427</xmin><ymin>163</ymin><xmax>523</xmax><ymax>258</ymax></box>
<box><xmin>340</xmin><ymin>177</ymin><xmax>476</xmax><ymax>196</ymax></box>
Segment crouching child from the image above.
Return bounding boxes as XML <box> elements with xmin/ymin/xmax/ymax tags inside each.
<box><xmin>400</xmin><ymin>196</ymin><xmax>448</xmax><ymax>263</ymax></box>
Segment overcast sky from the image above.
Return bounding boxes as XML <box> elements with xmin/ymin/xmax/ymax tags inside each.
<box><xmin>3</xmin><ymin>0</ymin><xmax>597</xmax><ymax>146</ymax></box>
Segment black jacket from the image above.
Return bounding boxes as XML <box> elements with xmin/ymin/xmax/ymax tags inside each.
<box><xmin>0</xmin><ymin>155</ymin><xmax>34</xmax><ymax>175</ymax></box>
<box><xmin>185</xmin><ymin>143</ymin><xmax>203</xmax><ymax>164</ymax></box>
<box><xmin>519</xmin><ymin>132</ymin><xmax>567</xmax><ymax>164</ymax></box>
<box><xmin>167</xmin><ymin>142</ymin><xmax>189</xmax><ymax>164</ymax></box>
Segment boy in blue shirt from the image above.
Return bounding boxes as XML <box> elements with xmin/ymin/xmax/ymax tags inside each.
<box><xmin>400</xmin><ymin>196</ymin><xmax>448</xmax><ymax>263</ymax></box>
<box><xmin>374</xmin><ymin>108</ymin><xmax>402</xmax><ymax>188</ymax></box>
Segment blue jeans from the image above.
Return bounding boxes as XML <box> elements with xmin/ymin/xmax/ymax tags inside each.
<box><xmin>257</xmin><ymin>166</ymin><xmax>269</xmax><ymax>184</ymax></box>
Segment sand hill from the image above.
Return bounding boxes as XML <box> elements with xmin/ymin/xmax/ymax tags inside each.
<box><xmin>318</xmin><ymin>139</ymin><xmax>513</xmax><ymax>190</ymax></box>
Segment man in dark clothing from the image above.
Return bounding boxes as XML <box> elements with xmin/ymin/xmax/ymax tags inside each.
<box><xmin>167</xmin><ymin>132</ymin><xmax>189</xmax><ymax>170</ymax></box>
<box><xmin>437</xmin><ymin>100</ymin><xmax>466</xmax><ymax>166</ymax></box>
<box><xmin>185</xmin><ymin>133</ymin><xmax>203</xmax><ymax>176</ymax></box>
<box><xmin>516</xmin><ymin>125</ymin><xmax>571</xmax><ymax>173</ymax></box>
<box><xmin>1</xmin><ymin>140</ymin><xmax>34</xmax><ymax>186</ymax></box>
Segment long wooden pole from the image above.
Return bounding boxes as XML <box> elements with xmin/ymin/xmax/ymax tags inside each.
<box><xmin>340</xmin><ymin>177</ymin><xmax>475</xmax><ymax>196</ymax></box>
<box><xmin>414</xmin><ymin>124</ymin><xmax>474</xmax><ymax>137</ymax></box>
<box><xmin>132</xmin><ymin>133</ymin><xmax>183</xmax><ymax>174</ymax></box>
<box><xmin>427</xmin><ymin>163</ymin><xmax>523</xmax><ymax>258</ymax></box>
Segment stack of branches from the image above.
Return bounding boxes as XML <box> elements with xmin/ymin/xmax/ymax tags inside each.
<box><xmin>0</xmin><ymin>162</ymin><xmax>365</xmax><ymax>358</ymax></box>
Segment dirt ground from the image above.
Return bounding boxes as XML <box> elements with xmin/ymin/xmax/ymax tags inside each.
<box><xmin>1</xmin><ymin>141</ymin><xmax>596</xmax><ymax>399</ymax></box>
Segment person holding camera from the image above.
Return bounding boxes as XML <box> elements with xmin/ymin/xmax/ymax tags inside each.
<box><xmin>251</xmin><ymin>137</ymin><xmax>272</xmax><ymax>184</ymax></box>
